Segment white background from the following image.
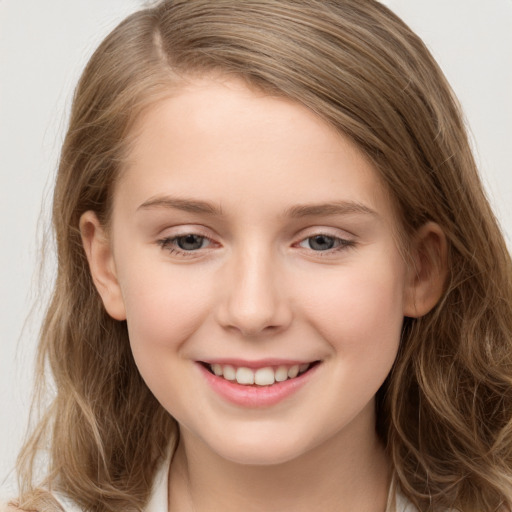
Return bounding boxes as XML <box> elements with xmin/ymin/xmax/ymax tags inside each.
<box><xmin>1</xmin><ymin>0</ymin><xmax>511</xmax><ymax>496</ymax></box>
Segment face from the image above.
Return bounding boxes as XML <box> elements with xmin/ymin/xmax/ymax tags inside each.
<box><xmin>85</xmin><ymin>77</ymin><xmax>419</xmax><ymax>466</ymax></box>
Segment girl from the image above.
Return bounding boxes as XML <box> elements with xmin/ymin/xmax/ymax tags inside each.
<box><xmin>5</xmin><ymin>1</ymin><xmax>512</xmax><ymax>511</ymax></box>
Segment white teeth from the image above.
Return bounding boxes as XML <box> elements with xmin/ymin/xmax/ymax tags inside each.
<box><xmin>223</xmin><ymin>365</ymin><xmax>236</xmax><ymax>381</ymax></box>
<box><xmin>208</xmin><ymin>362</ymin><xmax>313</xmax><ymax>386</ymax></box>
<box><xmin>254</xmin><ymin>367</ymin><xmax>275</xmax><ymax>386</ymax></box>
<box><xmin>211</xmin><ymin>363</ymin><xmax>223</xmax><ymax>376</ymax></box>
<box><xmin>275</xmin><ymin>366</ymin><xmax>289</xmax><ymax>382</ymax></box>
<box><xmin>236</xmin><ymin>367</ymin><xmax>254</xmax><ymax>385</ymax></box>
<box><xmin>287</xmin><ymin>365</ymin><xmax>299</xmax><ymax>379</ymax></box>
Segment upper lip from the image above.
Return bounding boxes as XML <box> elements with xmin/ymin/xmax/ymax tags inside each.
<box><xmin>198</xmin><ymin>358</ymin><xmax>318</xmax><ymax>369</ymax></box>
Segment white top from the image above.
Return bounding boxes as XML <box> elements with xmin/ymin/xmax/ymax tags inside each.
<box><xmin>394</xmin><ymin>493</ymin><xmax>420</xmax><ymax>512</ymax></box>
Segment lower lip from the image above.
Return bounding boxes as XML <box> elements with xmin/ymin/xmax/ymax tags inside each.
<box><xmin>197</xmin><ymin>363</ymin><xmax>319</xmax><ymax>408</ymax></box>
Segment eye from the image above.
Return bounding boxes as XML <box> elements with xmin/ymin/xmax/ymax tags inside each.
<box><xmin>157</xmin><ymin>233</ymin><xmax>214</xmax><ymax>255</ymax></box>
<box><xmin>298</xmin><ymin>234</ymin><xmax>354</xmax><ymax>252</ymax></box>
<box><xmin>174</xmin><ymin>234</ymin><xmax>208</xmax><ymax>251</ymax></box>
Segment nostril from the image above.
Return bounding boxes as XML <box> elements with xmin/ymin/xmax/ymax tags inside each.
<box><xmin>225</xmin><ymin>323</ymin><xmax>278</xmax><ymax>338</ymax></box>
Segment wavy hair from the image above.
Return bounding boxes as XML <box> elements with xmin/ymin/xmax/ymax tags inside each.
<box><xmin>15</xmin><ymin>1</ymin><xmax>512</xmax><ymax>511</ymax></box>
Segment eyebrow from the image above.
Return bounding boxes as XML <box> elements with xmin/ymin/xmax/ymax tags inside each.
<box><xmin>284</xmin><ymin>201</ymin><xmax>378</xmax><ymax>218</ymax></box>
<box><xmin>137</xmin><ymin>196</ymin><xmax>223</xmax><ymax>215</ymax></box>
<box><xmin>137</xmin><ymin>195</ymin><xmax>377</xmax><ymax>218</ymax></box>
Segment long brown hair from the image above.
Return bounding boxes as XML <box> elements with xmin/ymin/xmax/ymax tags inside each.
<box><xmin>15</xmin><ymin>1</ymin><xmax>512</xmax><ymax>510</ymax></box>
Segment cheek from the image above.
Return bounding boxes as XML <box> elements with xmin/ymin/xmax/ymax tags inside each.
<box><xmin>117</xmin><ymin>267</ymin><xmax>212</xmax><ymax>415</ymax></box>
<box><xmin>296</xmin><ymin>260</ymin><xmax>405</xmax><ymax>360</ymax></box>
<box><xmin>119</xmin><ymin>265</ymin><xmax>212</xmax><ymax>356</ymax></box>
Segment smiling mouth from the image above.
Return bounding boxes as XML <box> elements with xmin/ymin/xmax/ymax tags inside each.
<box><xmin>200</xmin><ymin>361</ymin><xmax>320</xmax><ymax>386</ymax></box>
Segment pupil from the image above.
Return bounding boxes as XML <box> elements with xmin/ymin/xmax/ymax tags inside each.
<box><xmin>310</xmin><ymin>235</ymin><xmax>334</xmax><ymax>251</ymax></box>
<box><xmin>177</xmin><ymin>235</ymin><xmax>204</xmax><ymax>250</ymax></box>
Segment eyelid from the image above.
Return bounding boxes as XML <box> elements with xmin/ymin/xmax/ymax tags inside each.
<box><xmin>157</xmin><ymin>223</ymin><xmax>212</xmax><ymax>235</ymax></box>
<box><xmin>294</xmin><ymin>225</ymin><xmax>357</xmax><ymax>241</ymax></box>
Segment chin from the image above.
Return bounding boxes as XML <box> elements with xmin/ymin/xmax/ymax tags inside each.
<box><xmin>204</xmin><ymin>426</ymin><xmax>317</xmax><ymax>466</ymax></box>
<box><xmin>221</xmin><ymin>445</ymin><xmax>306</xmax><ymax>466</ymax></box>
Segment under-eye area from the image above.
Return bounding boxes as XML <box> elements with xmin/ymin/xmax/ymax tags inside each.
<box><xmin>200</xmin><ymin>361</ymin><xmax>321</xmax><ymax>386</ymax></box>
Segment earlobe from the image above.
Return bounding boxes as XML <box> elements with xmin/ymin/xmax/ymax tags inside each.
<box><xmin>79</xmin><ymin>211</ymin><xmax>126</xmax><ymax>321</ymax></box>
<box><xmin>403</xmin><ymin>222</ymin><xmax>448</xmax><ymax>318</ymax></box>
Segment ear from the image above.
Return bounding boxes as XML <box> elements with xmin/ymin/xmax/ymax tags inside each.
<box><xmin>79</xmin><ymin>211</ymin><xmax>126</xmax><ymax>321</ymax></box>
<box><xmin>403</xmin><ymin>222</ymin><xmax>448</xmax><ymax>318</ymax></box>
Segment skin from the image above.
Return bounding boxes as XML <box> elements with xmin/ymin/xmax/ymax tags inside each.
<box><xmin>81</xmin><ymin>77</ymin><xmax>446</xmax><ymax>511</ymax></box>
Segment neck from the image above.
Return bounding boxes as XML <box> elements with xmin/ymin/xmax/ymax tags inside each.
<box><xmin>168</xmin><ymin>408</ymin><xmax>391</xmax><ymax>512</ymax></box>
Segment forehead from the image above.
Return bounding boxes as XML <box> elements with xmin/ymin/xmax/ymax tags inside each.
<box><xmin>117</xmin><ymin>76</ymin><xmax>397</xmax><ymax>225</ymax></box>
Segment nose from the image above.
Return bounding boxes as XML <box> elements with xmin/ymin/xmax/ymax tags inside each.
<box><xmin>215</xmin><ymin>247</ymin><xmax>293</xmax><ymax>337</ymax></box>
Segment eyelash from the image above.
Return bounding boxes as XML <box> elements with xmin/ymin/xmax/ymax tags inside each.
<box><xmin>157</xmin><ymin>234</ymin><xmax>216</xmax><ymax>257</ymax></box>
<box><xmin>156</xmin><ymin>232</ymin><xmax>356</xmax><ymax>258</ymax></box>
<box><xmin>296</xmin><ymin>234</ymin><xmax>356</xmax><ymax>254</ymax></box>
